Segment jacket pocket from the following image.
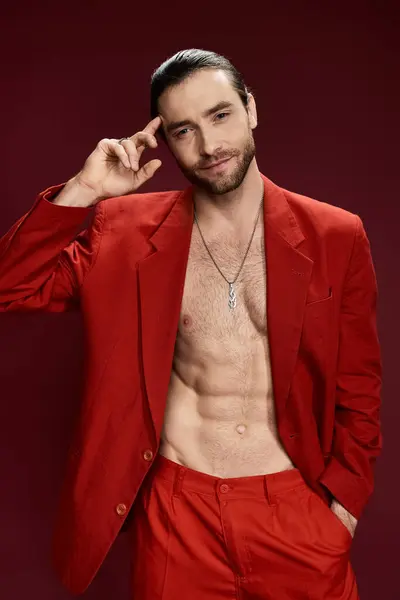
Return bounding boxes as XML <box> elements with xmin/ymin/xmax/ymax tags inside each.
<box><xmin>305</xmin><ymin>287</ymin><xmax>333</xmax><ymax>307</ymax></box>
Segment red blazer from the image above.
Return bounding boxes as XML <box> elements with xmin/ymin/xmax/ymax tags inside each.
<box><xmin>0</xmin><ymin>174</ymin><xmax>382</xmax><ymax>594</ymax></box>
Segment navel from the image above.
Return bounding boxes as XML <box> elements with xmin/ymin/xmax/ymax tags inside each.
<box><xmin>236</xmin><ymin>424</ymin><xmax>247</xmax><ymax>435</ymax></box>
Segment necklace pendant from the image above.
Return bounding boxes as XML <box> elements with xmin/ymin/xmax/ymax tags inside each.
<box><xmin>228</xmin><ymin>283</ymin><xmax>237</xmax><ymax>310</ymax></box>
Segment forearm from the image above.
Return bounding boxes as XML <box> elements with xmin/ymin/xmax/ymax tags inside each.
<box><xmin>0</xmin><ymin>184</ymin><xmax>100</xmax><ymax>311</ymax></box>
<box><xmin>52</xmin><ymin>175</ymin><xmax>100</xmax><ymax>208</ymax></box>
<box><xmin>319</xmin><ymin>215</ymin><xmax>382</xmax><ymax>520</ymax></box>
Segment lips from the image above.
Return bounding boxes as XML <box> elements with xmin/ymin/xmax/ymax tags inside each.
<box><xmin>201</xmin><ymin>157</ymin><xmax>231</xmax><ymax>169</ymax></box>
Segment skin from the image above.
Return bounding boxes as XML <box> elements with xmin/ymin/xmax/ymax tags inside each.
<box><xmin>154</xmin><ymin>68</ymin><xmax>357</xmax><ymax>536</ymax></box>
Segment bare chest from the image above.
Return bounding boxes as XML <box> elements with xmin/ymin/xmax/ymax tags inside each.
<box><xmin>179</xmin><ymin>223</ymin><xmax>267</xmax><ymax>340</ymax></box>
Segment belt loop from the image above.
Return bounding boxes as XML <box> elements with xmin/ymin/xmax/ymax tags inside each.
<box><xmin>264</xmin><ymin>475</ymin><xmax>276</xmax><ymax>506</ymax></box>
<box><xmin>173</xmin><ymin>466</ymin><xmax>185</xmax><ymax>497</ymax></box>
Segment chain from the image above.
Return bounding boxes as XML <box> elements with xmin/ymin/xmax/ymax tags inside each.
<box><xmin>193</xmin><ymin>194</ymin><xmax>263</xmax><ymax>286</ymax></box>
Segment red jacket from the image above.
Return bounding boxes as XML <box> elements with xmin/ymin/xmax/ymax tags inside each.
<box><xmin>0</xmin><ymin>174</ymin><xmax>382</xmax><ymax>594</ymax></box>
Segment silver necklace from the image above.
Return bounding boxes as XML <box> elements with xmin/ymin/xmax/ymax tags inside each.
<box><xmin>193</xmin><ymin>195</ymin><xmax>263</xmax><ymax>310</ymax></box>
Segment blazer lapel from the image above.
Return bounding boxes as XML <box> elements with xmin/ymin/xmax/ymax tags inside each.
<box><xmin>137</xmin><ymin>188</ymin><xmax>193</xmax><ymax>437</ymax></box>
<box><xmin>262</xmin><ymin>175</ymin><xmax>314</xmax><ymax>425</ymax></box>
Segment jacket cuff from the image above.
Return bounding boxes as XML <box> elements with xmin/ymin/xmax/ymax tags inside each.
<box><xmin>318</xmin><ymin>456</ymin><xmax>372</xmax><ymax>520</ymax></box>
<box><xmin>33</xmin><ymin>183</ymin><xmax>93</xmax><ymax>223</ymax></box>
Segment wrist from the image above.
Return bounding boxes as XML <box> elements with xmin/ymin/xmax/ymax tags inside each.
<box><xmin>331</xmin><ymin>499</ymin><xmax>358</xmax><ymax>525</ymax></box>
<box><xmin>52</xmin><ymin>175</ymin><xmax>100</xmax><ymax>208</ymax></box>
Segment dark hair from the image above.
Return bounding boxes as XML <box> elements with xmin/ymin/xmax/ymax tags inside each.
<box><xmin>150</xmin><ymin>49</ymin><xmax>251</xmax><ymax>127</ymax></box>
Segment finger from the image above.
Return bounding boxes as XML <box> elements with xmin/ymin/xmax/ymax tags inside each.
<box><xmin>118</xmin><ymin>138</ymin><xmax>139</xmax><ymax>171</ymax></box>
<box><xmin>134</xmin><ymin>158</ymin><xmax>162</xmax><ymax>186</ymax></box>
<box><xmin>110</xmin><ymin>141</ymin><xmax>131</xmax><ymax>170</ymax></box>
<box><xmin>142</xmin><ymin>116</ymin><xmax>162</xmax><ymax>136</ymax></box>
<box><xmin>122</xmin><ymin>117</ymin><xmax>161</xmax><ymax>146</ymax></box>
<box><xmin>133</xmin><ymin>132</ymin><xmax>158</xmax><ymax>160</ymax></box>
<box><xmin>133</xmin><ymin>131</ymin><xmax>158</xmax><ymax>149</ymax></box>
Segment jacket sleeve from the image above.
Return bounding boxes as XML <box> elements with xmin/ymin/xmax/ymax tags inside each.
<box><xmin>0</xmin><ymin>183</ymin><xmax>104</xmax><ymax>312</ymax></box>
<box><xmin>318</xmin><ymin>216</ymin><xmax>383</xmax><ymax>519</ymax></box>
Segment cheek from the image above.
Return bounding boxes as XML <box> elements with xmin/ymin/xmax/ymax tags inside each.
<box><xmin>171</xmin><ymin>143</ymin><xmax>197</xmax><ymax>168</ymax></box>
<box><xmin>237</xmin><ymin>123</ymin><xmax>252</xmax><ymax>144</ymax></box>
<box><xmin>221</xmin><ymin>122</ymin><xmax>248</xmax><ymax>149</ymax></box>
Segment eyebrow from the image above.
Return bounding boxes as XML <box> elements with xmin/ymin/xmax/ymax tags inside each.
<box><xmin>165</xmin><ymin>101</ymin><xmax>234</xmax><ymax>134</ymax></box>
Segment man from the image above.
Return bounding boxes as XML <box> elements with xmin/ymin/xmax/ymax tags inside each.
<box><xmin>0</xmin><ymin>49</ymin><xmax>382</xmax><ymax>599</ymax></box>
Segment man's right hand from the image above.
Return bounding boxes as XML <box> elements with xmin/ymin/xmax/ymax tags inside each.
<box><xmin>55</xmin><ymin>117</ymin><xmax>163</xmax><ymax>208</ymax></box>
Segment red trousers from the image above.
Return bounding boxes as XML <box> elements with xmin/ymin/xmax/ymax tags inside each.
<box><xmin>129</xmin><ymin>454</ymin><xmax>359</xmax><ymax>599</ymax></box>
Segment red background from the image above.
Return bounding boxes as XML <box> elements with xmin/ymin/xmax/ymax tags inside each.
<box><xmin>0</xmin><ymin>2</ymin><xmax>398</xmax><ymax>598</ymax></box>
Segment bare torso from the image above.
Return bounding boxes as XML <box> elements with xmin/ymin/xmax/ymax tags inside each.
<box><xmin>159</xmin><ymin>218</ymin><xmax>294</xmax><ymax>477</ymax></box>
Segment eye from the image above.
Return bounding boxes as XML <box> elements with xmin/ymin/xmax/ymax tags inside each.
<box><xmin>175</xmin><ymin>127</ymin><xmax>190</xmax><ymax>139</ymax></box>
<box><xmin>215</xmin><ymin>112</ymin><xmax>229</xmax><ymax>121</ymax></box>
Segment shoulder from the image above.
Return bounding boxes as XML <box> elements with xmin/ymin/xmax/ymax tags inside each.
<box><xmin>277</xmin><ymin>186</ymin><xmax>364</xmax><ymax>260</ymax></box>
<box><xmin>282</xmin><ymin>187</ymin><xmax>360</xmax><ymax>233</ymax></box>
<box><xmin>266</xmin><ymin>180</ymin><xmax>368</xmax><ymax>271</ymax></box>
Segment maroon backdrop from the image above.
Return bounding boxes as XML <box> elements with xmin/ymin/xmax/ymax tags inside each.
<box><xmin>0</xmin><ymin>2</ymin><xmax>398</xmax><ymax>599</ymax></box>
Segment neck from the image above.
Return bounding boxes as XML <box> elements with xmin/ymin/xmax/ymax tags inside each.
<box><xmin>192</xmin><ymin>159</ymin><xmax>264</xmax><ymax>232</ymax></box>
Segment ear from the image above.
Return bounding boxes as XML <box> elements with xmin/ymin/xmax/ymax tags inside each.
<box><xmin>246</xmin><ymin>93</ymin><xmax>258</xmax><ymax>130</ymax></box>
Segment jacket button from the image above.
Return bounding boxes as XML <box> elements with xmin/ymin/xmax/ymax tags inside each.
<box><xmin>143</xmin><ymin>449</ymin><xmax>154</xmax><ymax>461</ymax></box>
<box><xmin>116</xmin><ymin>503</ymin><xmax>127</xmax><ymax>516</ymax></box>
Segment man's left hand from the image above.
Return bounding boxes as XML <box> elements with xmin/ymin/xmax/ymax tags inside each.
<box><xmin>330</xmin><ymin>498</ymin><xmax>358</xmax><ymax>538</ymax></box>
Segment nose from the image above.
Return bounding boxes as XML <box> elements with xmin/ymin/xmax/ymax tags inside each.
<box><xmin>198</xmin><ymin>127</ymin><xmax>221</xmax><ymax>157</ymax></box>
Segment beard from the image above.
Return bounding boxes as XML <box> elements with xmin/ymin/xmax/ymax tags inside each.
<box><xmin>176</xmin><ymin>131</ymin><xmax>256</xmax><ymax>195</ymax></box>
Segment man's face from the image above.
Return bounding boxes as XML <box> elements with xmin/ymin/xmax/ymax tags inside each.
<box><xmin>158</xmin><ymin>69</ymin><xmax>257</xmax><ymax>195</ymax></box>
